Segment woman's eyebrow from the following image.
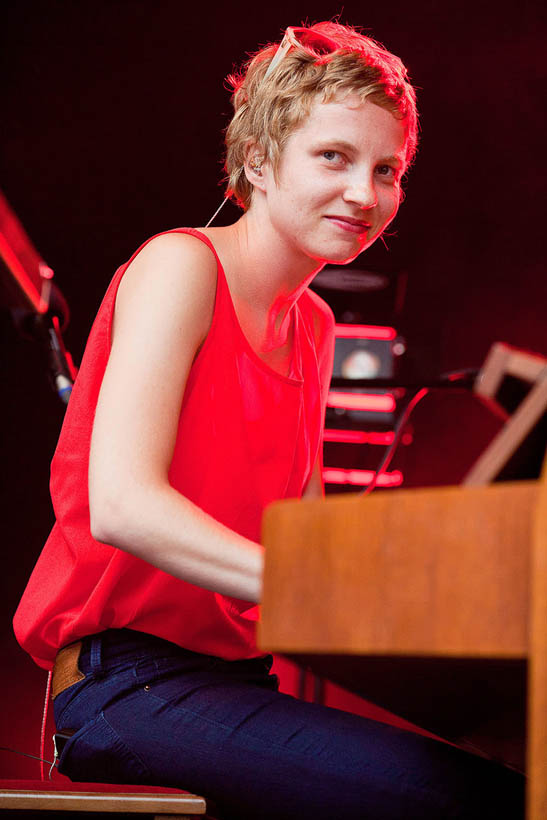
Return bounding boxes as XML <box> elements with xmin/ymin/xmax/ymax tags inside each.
<box><xmin>382</xmin><ymin>154</ymin><xmax>405</xmax><ymax>167</ymax></box>
<box><xmin>312</xmin><ymin>138</ymin><xmax>356</xmax><ymax>152</ymax></box>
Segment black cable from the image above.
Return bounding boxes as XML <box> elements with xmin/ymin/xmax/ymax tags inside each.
<box><xmin>0</xmin><ymin>745</ymin><xmax>54</xmax><ymax>766</ymax></box>
<box><xmin>360</xmin><ymin>369</ymin><xmax>476</xmax><ymax>496</ymax></box>
<box><xmin>361</xmin><ymin>387</ymin><xmax>429</xmax><ymax>496</ymax></box>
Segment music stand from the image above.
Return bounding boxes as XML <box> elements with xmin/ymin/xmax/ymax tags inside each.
<box><xmin>463</xmin><ymin>342</ymin><xmax>547</xmax><ymax>486</ymax></box>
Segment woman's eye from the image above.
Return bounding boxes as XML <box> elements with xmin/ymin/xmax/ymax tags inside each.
<box><xmin>322</xmin><ymin>150</ymin><xmax>341</xmax><ymax>162</ymax></box>
<box><xmin>376</xmin><ymin>164</ymin><xmax>397</xmax><ymax>179</ymax></box>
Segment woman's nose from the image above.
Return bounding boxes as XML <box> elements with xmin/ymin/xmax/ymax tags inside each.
<box><xmin>343</xmin><ymin>175</ymin><xmax>378</xmax><ymax>209</ymax></box>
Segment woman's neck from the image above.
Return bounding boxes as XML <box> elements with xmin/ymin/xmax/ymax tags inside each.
<box><xmin>200</xmin><ymin>212</ymin><xmax>324</xmax><ymax>351</ymax></box>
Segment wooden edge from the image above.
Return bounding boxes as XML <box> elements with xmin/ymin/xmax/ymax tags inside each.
<box><xmin>527</xmin><ymin>452</ymin><xmax>547</xmax><ymax>820</ymax></box>
<box><xmin>0</xmin><ymin>789</ymin><xmax>207</xmax><ymax>814</ymax></box>
<box><xmin>475</xmin><ymin>343</ymin><xmax>547</xmax><ymax>399</ymax></box>
<box><xmin>263</xmin><ymin>477</ymin><xmax>536</xmax><ymax>518</ymax></box>
<box><xmin>474</xmin><ymin>342</ymin><xmax>512</xmax><ymax>398</ymax></box>
<box><xmin>506</xmin><ymin>350</ymin><xmax>547</xmax><ymax>383</ymax></box>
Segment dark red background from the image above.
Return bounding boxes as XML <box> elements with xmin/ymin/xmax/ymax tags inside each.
<box><xmin>2</xmin><ymin>0</ymin><xmax>545</xmax><ymax>778</ymax></box>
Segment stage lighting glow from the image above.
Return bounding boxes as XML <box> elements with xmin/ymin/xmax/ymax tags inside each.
<box><xmin>323</xmin><ymin>468</ymin><xmax>403</xmax><ymax>487</ymax></box>
<box><xmin>335</xmin><ymin>324</ymin><xmax>396</xmax><ymax>340</ymax></box>
<box><xmin>327</xmin><ymin>391</ymin><xmax>396</xmax><ymax>413</ymax></box>
<box><xmin>323</xmin><ymin>429</ymin><xmax>396</xmax><ymax>445</ymax></box>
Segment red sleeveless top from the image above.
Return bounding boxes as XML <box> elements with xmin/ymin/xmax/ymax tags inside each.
<box><xmin>14</xmin><ymin>229</ymin><xmax>334</xmax><ymax>669</ymax></box>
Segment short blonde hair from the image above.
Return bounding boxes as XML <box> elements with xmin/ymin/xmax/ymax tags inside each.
<box><xmin>225</xmin><ymin>22</ymin><xmax>418</xmax><ymax>210</ymax></box>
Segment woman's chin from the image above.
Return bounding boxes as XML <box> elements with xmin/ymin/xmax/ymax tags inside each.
<box><xmin>320</xmin><ymin>245</ymin><xmax>368</xmax><ymax>265</ymax></box>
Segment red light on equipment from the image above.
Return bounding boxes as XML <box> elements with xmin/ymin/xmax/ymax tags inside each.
<box><xmin>0</xmin><ymin>189</ymin><xmax>52</xmax><ymax>313</ymax></box>
<box><xmin>335</xmin><ymin>324</ymin><xmax>396</xmax><ymax>340</ymax></box>
<box><xmin>327</xmin><ymin>391</ymin><xmax>396</xmax><ymax>413</ymax></box>
<box><xmin>323</xmin><ymin>468</ymin><xmax>403</xmax><ymax>487</ymax></box>
<box><xmin>323</xmin><ymin>429</ymin><xmax>396</xmax><ymax>445</ymax></box>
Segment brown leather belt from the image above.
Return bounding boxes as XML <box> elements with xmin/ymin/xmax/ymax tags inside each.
<box><xmin>51</xmin><ymin>641</ymin><xmax>85</xmax><ymax>700</ymax></box>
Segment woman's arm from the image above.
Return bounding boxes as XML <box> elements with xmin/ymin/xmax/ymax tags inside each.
<box><xmin>88</xmin><ymin>232</ymin><xmax>264</xmax><ymax>603</ymax></box>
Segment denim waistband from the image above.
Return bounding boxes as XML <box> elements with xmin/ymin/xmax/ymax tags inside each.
<box><xmin>77</xmin><ymin>628</ymin><xmax>272</xmax><ymax>676</ymax></box>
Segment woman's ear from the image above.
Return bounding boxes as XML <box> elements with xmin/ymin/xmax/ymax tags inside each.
<box><xmin>243</xmin><ymin>143</ymin><xmax>267</xmax><ymax>192</ymax></box>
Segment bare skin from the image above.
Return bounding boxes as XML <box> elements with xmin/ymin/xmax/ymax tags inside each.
<box><xmin>88</xmin><ymin>97</ymin><xmax>406</xmax><ymax>604</ymax></box>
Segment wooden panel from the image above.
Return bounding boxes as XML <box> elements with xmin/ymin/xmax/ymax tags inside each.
<box><xmin>0</xmin><ymin>788</ymin><xmax>206</xmax><ymax>814</ymax></box>
<box><xmin>260</xmin><ymin>481</ymin><xmax>536</xmax><ymax>657</ymax></box>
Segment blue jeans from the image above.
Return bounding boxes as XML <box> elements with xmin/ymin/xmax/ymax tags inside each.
<box><xmin>53</xmin><ymin>629</ymin><xmax>524</xmax><ymax>819</ymax></box>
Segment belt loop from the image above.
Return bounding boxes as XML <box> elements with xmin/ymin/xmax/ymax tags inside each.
<box><xmin>89</xmin><ymin>635</ymin><xmax>102</xmax><ymax>673</ymax></box>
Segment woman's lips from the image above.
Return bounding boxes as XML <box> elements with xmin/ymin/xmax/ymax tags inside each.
<box><xmin>325</xmin><ymin>216</ymin><xmax>371</xmax><ymax>234</ymax></box>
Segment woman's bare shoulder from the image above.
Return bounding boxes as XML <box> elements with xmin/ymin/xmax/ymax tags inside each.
<box><xmin>114</xmin><ymin>231</ymin><xmax>218</xmax><ymax>331</ymax></box>
<box><xmin>122</xmin><ymin>230</ymin><xmax>218</xmax><ymax>289</ymax></box>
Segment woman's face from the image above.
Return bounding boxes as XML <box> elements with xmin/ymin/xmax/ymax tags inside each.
<box><xmin>260</xmin><ymin>95</ymin><xmax>408</xmax><ymax>266</ymax></box>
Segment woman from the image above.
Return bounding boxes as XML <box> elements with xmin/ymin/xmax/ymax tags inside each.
<box><xmin>15</xmin><ymin>22</ymin><xmax>524</xmax><ymax>819</ymax></box>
